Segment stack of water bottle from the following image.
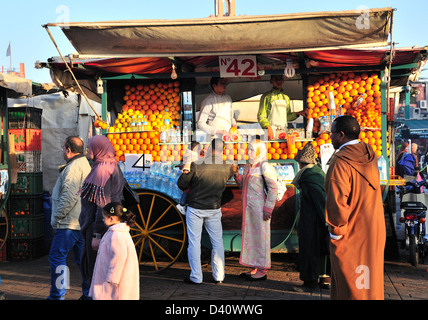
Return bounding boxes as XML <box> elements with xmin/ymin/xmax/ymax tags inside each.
<box><xmin>274</xmin><ymin>164</ymin><xmax>294</xmax><ymax>195</ymax></box>
<box><xmin>123</xmin><ymin>162</ymin><xmax>183</xmax><ymax>201</ymax></box>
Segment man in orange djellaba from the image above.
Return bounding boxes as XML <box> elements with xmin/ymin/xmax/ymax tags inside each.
<box><xmin>325</xmin><ymin>115</ymin><xmax>385</xmax><ymax>300</ymax></box>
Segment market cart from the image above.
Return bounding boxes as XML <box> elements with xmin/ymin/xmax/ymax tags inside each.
<box><xmin>43</xmin><ymin>7</ymin><xmax>425</xmax><ymax>271</ymax></box>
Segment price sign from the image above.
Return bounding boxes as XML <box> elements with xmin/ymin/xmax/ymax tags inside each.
<box><xmin>219</xmin><ymin>55</ymin><xmax>257</xmax><ymax>78</ymax></box>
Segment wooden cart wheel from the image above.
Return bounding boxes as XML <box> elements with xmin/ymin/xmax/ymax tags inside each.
<box><xmin>0</xmin><ymin>208</ymin><xmax>8</xmax><ymax>251</ymax></box>
<box><xmin>130</xmin><ymin>191</ymin><xmax>186</xmax><ymax>272</ymax></box>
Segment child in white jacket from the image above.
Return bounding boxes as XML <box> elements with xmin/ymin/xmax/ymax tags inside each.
<box><xmin>89</xmin><ymin>202</ymin><xmax>139</xmax><ymax>300</ymax></box>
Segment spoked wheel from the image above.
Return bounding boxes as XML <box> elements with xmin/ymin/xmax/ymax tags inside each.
<box><xmin>130</xmin><ymin>191</ymin><xmax>186</xmax><ymax>272</ymax></box>
<box><xmin>0</xmin><ymin>208</ymin><xmax>8</xmax><ymax>252</ymax></box>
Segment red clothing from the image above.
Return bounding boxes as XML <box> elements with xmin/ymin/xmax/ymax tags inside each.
<box><xmin>325</xmin><ymin>142</ymin><xmax>386</xmax><ymax>300</ymax></box>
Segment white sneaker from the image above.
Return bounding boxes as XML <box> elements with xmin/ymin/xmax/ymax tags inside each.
<box><xmin>176</xmin><ymin>204</ymin><xmax>186</xmax><ymax>215</ymax></box>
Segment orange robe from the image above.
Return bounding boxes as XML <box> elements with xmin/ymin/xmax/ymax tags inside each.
<box><xmin>325</xmin><ymin>142</ymin><xmax>386</xmax><ymax>300</ymax></box>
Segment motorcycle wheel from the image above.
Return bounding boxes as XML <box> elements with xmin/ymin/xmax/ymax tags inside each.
<box><xmin>409</xmin><ymin>234</ymin><xmax>419</xmax><ymax>267</ymax></box>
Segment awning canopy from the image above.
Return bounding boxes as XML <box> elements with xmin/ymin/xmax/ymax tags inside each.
<box><xmin>0</xmin><ymin>73</ymin><xmax>32</xmax><ymax>96</ymax></box>
<box><xmin>45</xmin><ymin>8</ymin><xmax>393</xmax><ymax>58</ymax></box>
<box><xmin>42</xmin><ymin>7</ymin><xmax>428</xmax><ymax>102</ymax></box>
<box><xmin>47</xmin><ymin>46</ymin><xmax>427</xmax><ymax>83</ymax></box>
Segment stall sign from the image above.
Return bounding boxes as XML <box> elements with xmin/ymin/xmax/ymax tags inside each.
<box><xmin>219</xmin><ymin>55</ymin><xmax>257</xmax><ymax>78</ymax></box>
<box><xmin>124</xmin><ymin>153</ymin><xmax>152</xmax><ymax>172</ymax></box>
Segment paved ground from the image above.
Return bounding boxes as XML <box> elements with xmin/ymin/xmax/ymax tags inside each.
<box><xmin>0</xmin><ymin>249</ymin><xmax>427</xmax><ymax>302</ymax></box>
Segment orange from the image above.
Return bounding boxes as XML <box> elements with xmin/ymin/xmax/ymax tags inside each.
<box><xmin>320</xmin><ymin>133</ymin><xmax>329</xmax><ymax>140</ymax></box>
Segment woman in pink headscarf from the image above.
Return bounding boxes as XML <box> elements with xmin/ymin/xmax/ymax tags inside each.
<box><xmin>233</xmin><ymin>139</ymin><xmax>278</xmax><ymax>280</ymax></box>
<box><xmin>79</xmin><ymin>135</ymin><xmax>125</xmax><ymax>288</ymax></box>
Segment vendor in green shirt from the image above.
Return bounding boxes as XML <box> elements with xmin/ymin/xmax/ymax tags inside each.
<box><xmin>258</xmin><ymin>74</ymin><xmax>304</xmax><ymax>140</ymax></box>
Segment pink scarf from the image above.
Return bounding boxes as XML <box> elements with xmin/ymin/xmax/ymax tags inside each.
<box><xmin>80</xmin><ymin>135</ymin><xmax>117</xmax><ymax>206</ymax></box>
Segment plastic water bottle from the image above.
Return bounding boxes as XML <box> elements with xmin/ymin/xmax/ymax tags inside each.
<box><xmin>353</xmin><ymin>93</ymin><xmax>366</xmax><ymax>108</ymax></box>
<box><xmin>320</xmin><ymin>116</ymin><xmax>330</xmax><ymax>132</ymax></box>
<box><xmin>328</xmin><ymin>91</ymin><xmax>337</xmax><ymax>126</ymax></box>
<box><xmin>160</xmin><ymin>174</ymin><xmax>168</xmax><ymax>193</ymax></box>
<box><xmin>169</xmin><ymin>126</ymin><xmax>176</xmax><ymax>143</ymax></box>
<box><xmin>160</xmin><ymin>119</ymin><xmax>170</xmax><ymax>143</ymax></box>
<box><xmin>286</xmin><ymin>165</ymin><xmax>295</xmax><ymax>181</ymax></box>
<box><xmin>118</xmin><ymin>161</ymin><xmax>125</xmax><ymax>173</ymax></box>
<box><xmin>164</xmin><ymin>164</ymin><xmax>172</xmax><ymax>179</ymax></box>
<box><xmin>183</xmin><ymin>125</ymin><xmax>189</xmax><ymax>144</ymax></box>
<box><xmin>140</xmin><ymin>171</ymin><xmax>149</xmax><ymax>189</ymax></box>
<box><xmin>238</xmin><ymin>166</ymin><xmax>244</xmax><ymax>176</ymax></box>
<box><xmin>306</xmin><ymin>118</ymin><xmax>313</xmax><ymax>139</ymax></box>
<box><xmin>378</xmin><ymin>155</ymin><xmax>387</xmax><ymax>181</ymax></box>
<box><xmin>175</xmin><ymin>126</ymin><xmax>181</xmax><ymax>143</ymax></box>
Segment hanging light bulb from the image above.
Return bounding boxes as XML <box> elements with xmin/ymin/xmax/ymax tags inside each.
<box><xmin>171</xmin><ymin>64</ymin><xmax>178</xmax><ymax>80</ymax></box>
<box><xmin>96</xmin><ymin>76</ymin><xmax>103</xmax><ymax>94</ymax></box>
<box><xmin>284</xmin><ymin>58</ymin><xmax>295</xmax><ymax>78</ymax></box>
<box><xmin>382</xmin><ymin>66</ymin><xmax>390</xmax><ymax>83</ymax></box>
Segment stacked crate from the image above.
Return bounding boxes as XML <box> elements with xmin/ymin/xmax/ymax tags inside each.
<box><xmin>7</xmin><ymin>107</ymin><xmax>44</xmax><ymax>261</ymax></box>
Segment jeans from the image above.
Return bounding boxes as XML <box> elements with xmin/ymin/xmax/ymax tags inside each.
<box><xmin>186</xmin><ymin>206</ymin><xmax>225</xmax><ymax>283</ymax></box>
<box><xmin>48</xmin><ymin>229</ymin><xmax>90</xmax><ymax>300</ymax></box>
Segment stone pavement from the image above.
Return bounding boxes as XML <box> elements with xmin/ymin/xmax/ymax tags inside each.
<box><xmin>0</xmin><ymin>250</ymin><xmax>427</xmax><ymax>301</ymax></box>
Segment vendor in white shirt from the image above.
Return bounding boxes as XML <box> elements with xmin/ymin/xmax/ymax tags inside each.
<box><xmin>197</xmin><ymin>77</ymin><xmax>237</xmax><ymax>138</ymax></box>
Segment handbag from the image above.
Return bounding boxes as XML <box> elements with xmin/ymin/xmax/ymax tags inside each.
<box><xmin>122</xmin><ymin>179</ymin><xmax>140</xmax><ymax>207</ymax></box>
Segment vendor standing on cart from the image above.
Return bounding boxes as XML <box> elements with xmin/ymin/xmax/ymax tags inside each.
<box><xmin>197</xmin><ymin>77</ymin><xmax>237</xmax><ymax>139</ymax></box>
<box><xmin>258</xmin><ymin>74</ymin><xmax>304</xmax><ymax>140</ymax></box>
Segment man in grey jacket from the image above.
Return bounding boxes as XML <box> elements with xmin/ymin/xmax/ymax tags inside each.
<box><xmin>48</xmin><ymin>136</ymin><xmax>91</xmax><ymax>300</ymax></box>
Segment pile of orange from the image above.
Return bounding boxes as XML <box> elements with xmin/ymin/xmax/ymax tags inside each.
<box><xmin>309</xmin><ymin>133</ymin><xmax>332</xmax><ymax>158</ymax></box>
<box><xmin>306</xmin><ymin>72</ymin><xmax>382</xmax><ymax>129</ymax></box>
<box><xmin>121</xmin><ymin>81</ymin><xmax>181</xmax><ymax>128</ymax></box>
<box><xmin>107</xmin><ymin>131</ymin><xmax>185</xmax><ymax>163</ymax></box>
<box><xmin>223</xmin><ymin>142</ymin><xmax>249</xmax><ymax>162</ymax></box>
<box><xmin>266</xmin><ymin>140</ymin><xmax>306</xmax><ymax>160</ymax></box>
<box><xmin>105</xmin><ymin>80</ymin><xmax>185</xmax><ymax>163</ymax></box>
<box><xmin>359</xmin><ymin>130</ymin><xmax>390</xmax><ymax>158</ymax></box>
<box><xmin>309</xmin><ymin>131</ymin><xmax>390</xmax><ymax>159</ymax></box>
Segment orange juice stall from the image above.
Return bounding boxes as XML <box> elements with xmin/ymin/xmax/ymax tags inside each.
<box><xmin>43</xmin><ymin>7</ymin><xmax>425</xmax><ymax>270</ymax></box>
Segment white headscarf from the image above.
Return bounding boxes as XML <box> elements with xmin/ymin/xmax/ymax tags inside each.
<box><xmin>248</xmin><ymin>139</ymin><xmax>268</xmax><ymax>165</ymax></box>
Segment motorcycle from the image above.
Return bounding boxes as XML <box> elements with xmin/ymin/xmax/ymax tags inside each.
<box><xmin>398</xmin><ymin>179</ymin><xmax>428</xmax><ymax>266</ymax></box>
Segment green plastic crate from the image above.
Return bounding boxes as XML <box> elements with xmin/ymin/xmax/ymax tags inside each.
<box><xmin>8</xmin><ymin>194</ymin><xmax>44</xmax><ymax>216</ymax></box>
<box><xmin>10</xmin><ymin>215</ymin><xmax>44</xmax><ymax>239</ymax></box>
<box><xmin>11</xmin><ymin>172</ymin><xmax>43</xmax><ymax>195</ymax></box>
<box><xmin>8</xmin><ymin>237</ymin><xmax>44</xmax><ymax>261</ymax></box>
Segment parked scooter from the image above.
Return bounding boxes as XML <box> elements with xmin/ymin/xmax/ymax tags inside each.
<box><xmin>398</xmin><ymin>179</ymin><xmax>428</xmax><ymax>266</ymax></box>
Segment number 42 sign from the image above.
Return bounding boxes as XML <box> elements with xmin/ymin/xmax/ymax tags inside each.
<box><xmin>219</xmin><ymin>55</ymin><xmax>257</xmax><ymax>78</ymax></box>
